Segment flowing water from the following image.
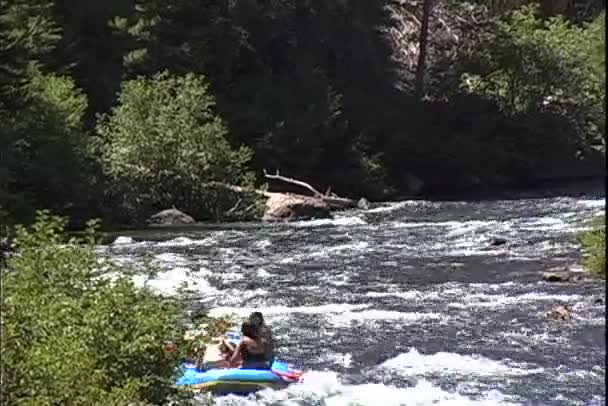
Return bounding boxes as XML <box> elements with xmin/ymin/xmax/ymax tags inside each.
<box><xmin>105</xmin><ymin>196</ymin><xmax>606</xmax><ymax>405</ymax></box>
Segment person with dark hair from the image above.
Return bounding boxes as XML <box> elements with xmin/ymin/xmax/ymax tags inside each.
<box><xmin>229</xmin><ymin>321</ymin><xmax>267</xmax><ymax>369</ymax></box>
<box><xmin>249</xmin><ymin>312</ymin><xmax>275</xmax><ymax>368</ymax></box>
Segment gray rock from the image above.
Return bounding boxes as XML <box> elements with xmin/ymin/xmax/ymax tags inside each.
<box><xmin>262</xmin><ymin>194</ymin><xmax>331</xmax><ymax>222</ymax></box>
<box><xmin>541</xmin><ymin>271</ymin><xmax>573</xmax><ymax>282</ymax></box>
<box><xmin>489</xmin><ymin>237</ymin><xmax>507</xmax><ymax>246</ymax></box>
<box><xmin>357</xmin><ymin>197</ymin><xmax>370</xmax><ymax>210</ymax></box>
<box><xmin>147</xmin><ymin>208</ymin><xmax>196</xmax><ymax>226</ymax></box>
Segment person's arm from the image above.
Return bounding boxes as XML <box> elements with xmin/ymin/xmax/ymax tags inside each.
<box><xmin>229</xmin><ymin>339</ymin><xmax>246</xmax><ymax>366</ymax></box>
<box><xmin>222</xmin><ymin>339</ymin><xmax>236</xmax><ymax>354</ymax></box>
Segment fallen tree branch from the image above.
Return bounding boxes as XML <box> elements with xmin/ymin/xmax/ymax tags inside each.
<box><xmin>263</xmin><ymin>169</ymin><xmax>324</xmax><ymax>198</ymax></box>
<box><xmin>225</xmin><ymin>198</ymin><xmax>242</xmax><ymax>215</ymax></box>
<box><xmin>262</xmin><ymin>170</ymin><xmax>358</xmax><ymax>209</ymax></box>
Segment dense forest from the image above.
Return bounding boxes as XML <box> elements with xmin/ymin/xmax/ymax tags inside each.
<box><xmin>1</xmin><ymin>0</ymin><xmax>605</xmax><ymax>228</ymax></box>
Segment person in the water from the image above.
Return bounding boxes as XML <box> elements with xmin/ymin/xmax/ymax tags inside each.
<box><xmin>248</xmin><ymin>311</ymin><xmax>275</xmax><ymax>368</ymax></box>
<box><xmin>228</xmin><ymin>321</ymin><xmax>268</xmax><ymax>369</ymax></box>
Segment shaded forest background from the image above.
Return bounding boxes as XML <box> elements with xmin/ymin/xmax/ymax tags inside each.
<box><xmin>1</xmin><ymin>0</ymin><xmax>605</xmax><ymax>228</ymax></box>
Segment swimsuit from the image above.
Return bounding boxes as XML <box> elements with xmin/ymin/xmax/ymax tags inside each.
<box><xmin>241</xmin><ymin>344</ymin><xmax>268</xmax><ymax>370</ymax></box>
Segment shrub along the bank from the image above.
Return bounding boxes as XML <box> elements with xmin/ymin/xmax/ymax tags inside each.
<box><xmin>0</xmin><ymin>211</ymin><xmax>213</xmax><ymax>405</ymax></box>
<box><xmin>577</xmin><ymin>216</ymin><xmax>606</xmax><ymax>278</ymax></box>
<box><xmin>96</xmin><ymin>72</ymin><xmax>260</xmax><ymax>224</ymax></box>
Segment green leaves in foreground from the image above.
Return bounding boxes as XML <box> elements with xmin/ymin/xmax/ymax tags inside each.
<box><xmin>577</xmin><ymin>216</ymin><xmax>606</xmax><ymax>278</ymax></box>
<box><xmin>1</xmin><ymin>211</ymin><xmax>192</xmax><ymax>405</ymax></box>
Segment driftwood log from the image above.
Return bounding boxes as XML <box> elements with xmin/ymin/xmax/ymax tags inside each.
<box><xmin>200</xmin><ymin>171</ymin><xmax>360</xmax><ymax>222</ymax></box>
<box><xmin>262</xmin><ymin>169</ymin><xmax>357</xmax><ymax>210</ymax></box>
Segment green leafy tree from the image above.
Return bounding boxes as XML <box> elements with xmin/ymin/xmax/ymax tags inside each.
<box><xmin>96</xmin><ymin>72</ymin><xmax>256</xmax><ymax>222</ymax></box>
<box><xmin>0</xmin><ymin>0</ymin><xmax>59</xmax><ymax>112</ymax></box>
<box><xmin>459</xmin><ymin>5</ymin><xmax>604</xmax><ymax>144</ymax></box>
<box><xmin>1</xmin><ymin>72</ymin><xmax>92</xmax><ymax>225</ymax></box>
<box><xmin>1</xmin><ymin>211</ymin><xmax>194</xmax><ymax>405</ymax></box>
<box><xmin>586</xmin><ymin>11</ymin><xmax>606</xmax><ymax>143</ymax></box>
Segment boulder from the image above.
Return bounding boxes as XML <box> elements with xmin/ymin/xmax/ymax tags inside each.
<box><xmin>541</xmin><ymin>270</ymin><xmax>585</xmax><ymax>282</ymax></box>
<box><xmin>147</xmin><ymin>208</ymin><xmax>196</xmax><ymax>226</ymax></box>
<box><xmin>357</xmin><ymin>197</ymin><xmax>370</xmax><ymax>210</ymax></box>
<box><xmin>262</xmin><ymin>194</ymin><xmax>331</xmax><ymax>222</ymax></box>
<box><xmin>541</xmin><ymin>265</ymin><xmax>586</xmax><ymax>282</ymax></box>
<box><xmin>549</xmin><ymin>304</ymin><xmax>572</xmax><ymax>321</ymax></box>
<box><xmin>541</xmin><ymin>271</ymin><xmax>572</xmax><ymax>282</ymax></box>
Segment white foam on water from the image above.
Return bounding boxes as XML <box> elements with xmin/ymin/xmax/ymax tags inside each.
<box><xmin>208</xmin><ymin>303</ymin><xmax>371</xmax><ymax>319</ymax></box>
<box><xmin>292</xmin><ymin>216</ymin><xmax>367</xmax><ymax>228</ymax></box>
<box><xmin>111</xmin><ymin>255</ymin><xmax>135</xmax><ymax>266</ymax></box>
<box><xmin>500</xmin><ymin>329</ymin><xmax>570</xmax><ymax>346</ymax></box>
<box><xmin>555</xmin><ymin>367</ymin><xmax>603</xmax><ymax>382</ymax></box>
<box><xmin>156</xmin><ymin>236</ymin><xmax>213</xmax><ymax>247</ymax></box>
<box><xmin>231</xmin><ymin>371</ymin><xmax>518</xmax><ymax>406</ymax></box>
<box><xmin>112</xmin><ymin>236</ymin><xmax>135</xmax><ymax>245</ymax></box>
<box><xmin>278</xmin><ymin>241</ymin><xmax>370</xmax><ymax>264</ymax></box>
<box><xmin>318</xmin><ymin>352</ymin><xmax>354</xmax><ymax>368</ymax></box>
<box><xmin>153</xmin><ymin>252</ymin><xmax>189</xmax><ymax>266</ymax></box>
<box><xmin>381</xmin><ymin>348</ymin><xmax>543</xmax><ymax>377</ymax></box>
<box><xmin>197</xmin><ymin>267</ymin><xmax>214</xmax><ymax>277</ymax></box>
<box><xmin>217</xmin><ymin>264</ymin><xmax>245</xmax><ymax>281</ymax></box>
<box><xmin>218</xmin><ymin>288</ymin><xmax>270</xmax><ymax>305</ymax></box>
<box><xmin>256</xmin><ymin>268</ymin><xmax>272</xmax><ymax>278</ymax></box>
<box><xmin>447</xmin><ymin>292</ymin><xmax>583</xmax><ymax>309</ymax></box>
<box><xmin>132</xmin><ymin>266</ymin><xmax>220</xmax><ymax>296</ymax></box>
<box><xmin>366</xmin><ymin>289</ymin><xmax>440</xmax><ymax>301</ymax></box>
<box><xmin>365</xmin><ymin>201</ymin><xmax>409</xmax><ymax>213</ymax></box>
<box><xmin>518</xmin><ymin>216</ymin><xmax>571</xmax><ymax>232</ymax></box>
<box><xmin>576</xmin><ymin>198</ymin><xmax>606</xmax><ymax>208</ymax></box>
<box><xmin>328</xmin><ymin>310</ymin><xmax>444</xmax><ymax>328</ymax></box>
<box><xmin>254</xmin><ymin>239</ymin><xmax>272</xmax><ymax>249</ymax></box>
<box><xmin>326</xmin><ymin>241</ymin><xmax>369</xmax><ymax>253</ymax></box>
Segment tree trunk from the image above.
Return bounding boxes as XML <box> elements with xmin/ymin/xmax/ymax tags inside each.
<box><xmin>414</xmin><ymin>0</ymin><xmax>432</xmax><ymax>99</ymax></box>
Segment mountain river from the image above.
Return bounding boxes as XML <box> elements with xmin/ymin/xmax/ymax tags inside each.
<box><xmin>104</xmin><ymin>195</ymin><xmax>606</xmax><ymax>405</ymax></box>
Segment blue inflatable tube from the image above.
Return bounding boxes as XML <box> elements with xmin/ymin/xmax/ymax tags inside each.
<box><xmin>176</xmin><ymin>331</ymin><xmax>302</xmax><ymax>395</ymax></box>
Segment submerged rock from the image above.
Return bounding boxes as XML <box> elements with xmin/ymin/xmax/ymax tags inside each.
<box><xmin>541</xmin><ymin>271</ymin><xmax>573</xmax><ymax>282</ymax></box>
<box><xmin>489</xmin><ymin>237</ymin><xmax>507</xmax><ymax>246</ymax></box>
<box><xmin>262</xmin><ymin>194</ymin><xmax>331</xmax><ymax>222</ymax></box>
<box><xmin>549</xmin><ymin>304</ymin><xmax>572</xmax><ymax>321</ymax></box>
<box><xmin>147</xmin><ymin>208</ymin><xmax>196</xmax><ymax>226</ymax></box>
<box><xmin>541</xmin><ymin>265</ymin><xmax>586</xmax><ymax>282</ymax></box>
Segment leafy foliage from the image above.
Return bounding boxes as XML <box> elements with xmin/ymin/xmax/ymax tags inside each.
<box><xmin>96</xmin><ymin>72</ymin><xmax>257</xmax><ymax>222</ymax></box>
<box><xmin>0</xmin><ymin>0</ymin><xmax>606</xmax><ymax>226</ymax></box>
<box><xmin>1</xmin><ymin>71</ymin><xmax>93</xmax><ymax>225</ymax></box>
<box><xmin>577</xmin><ymin>216</ymin><xmax>606</xmax><ymax>278</ymax></box>
<box><xmin>459</xmin><ymin>5</ymin><xmax>604</xmax><ymax>144</ymax></box>
<box><xmin>0</xmin><ymin>0</ymin><xmax>59</xmax><ymax>112</ymax></box>
<box><xmin>1</xmin><ymin>211</ymin><xmax>195</xmax><ymax>405</ymax></box>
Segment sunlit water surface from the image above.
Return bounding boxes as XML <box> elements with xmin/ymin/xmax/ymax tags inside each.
<box><xmin>105</xmin><ymin>196</ymin><xmax>606</xmax><ymax>405</ymax></box>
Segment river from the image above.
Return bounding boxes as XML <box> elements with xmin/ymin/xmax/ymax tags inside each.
<box><xmin>105</xmin><ymin>195</ymin><xmax>605</xmax><ymax>405</ymax></box>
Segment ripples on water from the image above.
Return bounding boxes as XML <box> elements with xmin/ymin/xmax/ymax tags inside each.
<box><xmin>105</xmin><ymin>197</ymin><xmax>606</xmax><ymax>405</ymax></box>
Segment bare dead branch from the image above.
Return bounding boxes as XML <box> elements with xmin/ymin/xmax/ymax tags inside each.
<box><xmin>263</xmin><ymin>169</ymin><xmax>324</xmax><ymax>197</ymax></box>
<box><xmin>225</xmin><ymin>198</ymin><xmax>242</xmax><ymax>215</ymax></box>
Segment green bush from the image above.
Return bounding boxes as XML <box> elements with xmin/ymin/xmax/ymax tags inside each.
<box><xmin>0</xmin><ymin>72</ymin><xmax>93</xmax><ymax>225</ymax></box>
<box><xmin>577</xmin><ymin>216</ymin><xmax>606</xmax><ymax>278</ymax></box>
<box><xmin>459</xmin><ymin>5</ymin><xmax>604</xmax><ymax>145</ymax></box>
<box><xmin>96</xmin><ymin>72</ymin><xmax>258</xmax><ymax>223</ymax></box>
<box><xmin>1</xmin><ymin>211</ymin><xmax>194</xmax><ymax>405</ymax></box>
